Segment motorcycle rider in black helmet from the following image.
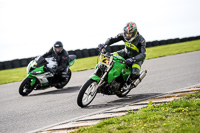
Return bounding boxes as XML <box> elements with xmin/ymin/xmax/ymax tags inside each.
<box><xmin>98</xmin><ymin>22</ymin><xmax>146</xmax><ymax>83</ymax></box>
<box><xmin>42</xmin><ymin>41</ymin><xmax>70</xmax><ymax>87</ymax></box>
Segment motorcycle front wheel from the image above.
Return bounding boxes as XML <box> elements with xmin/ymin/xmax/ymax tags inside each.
<box><xmin>19</xmin><ymin>77</ymin><xmax>35</xmax><ymax>96</ymax></box>
<box><xmin>77</xmin><ymin>79</ymin><xmax>98</xmax><ymax>108</ymax></box>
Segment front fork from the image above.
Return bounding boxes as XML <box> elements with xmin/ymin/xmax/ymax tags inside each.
<box><xmin>27</xmin><ymin>75</ymin><xmax>37</xmax><ymax>87</ymax></box>
<box><xmin>90</xmin><ymin>64</ymin><xmax>113</xmax><ymax>93</ymax></box>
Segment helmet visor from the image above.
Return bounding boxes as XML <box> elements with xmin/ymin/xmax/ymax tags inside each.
<box><xmin>55</xmin><ymin>47</ymin><xmax>63</xmax><ymax>53</ymax></box>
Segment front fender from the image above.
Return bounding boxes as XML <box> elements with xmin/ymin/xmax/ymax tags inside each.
<box><xmin>89</xmin><ymin>75</ymin><xmax>100</xmax><ymax>83</ymax></box>
<box><xmin>27</xmin><ymin>75</ymin><xmax>37</xmax><ymax>86</ymax></box>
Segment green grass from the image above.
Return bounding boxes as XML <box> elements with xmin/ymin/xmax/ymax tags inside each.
<box><xmin>75</xmin><ymin>91</ymin><xmax>200</xmax><ymax>133</ymax></box>
<box><xmin>0</xmin><ymin>67</ymin><xmax>27</xmax><ymax>85</ymax></box>
<box><xmin>146</xmin><ymin>40</ymin><xmax>200</xmax><ymax>59</ymax></box>
<box><xmin>0</xmin><ymin>40</ymin><xmax>200</xmax><ymax>85</ymax></box>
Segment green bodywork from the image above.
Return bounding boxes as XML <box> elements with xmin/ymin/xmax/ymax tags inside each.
<box><xmin>90</xmin><ymin>55</ymin><xmax>131</xmax><ymax>83</ymax></box>
<box><xmin>26</xmin><ymin>58</ymin><xmax>76</xmax><ymax>87</ymax></box>
<box><xmin>27</xmin><ymin>62</ymin><xmax>45</xmax><ymax>86</ymax></box>
<box><xmin>90</xmin><ymin>75</ymin><xmax>100</xmax><ymax>83</ymax></box>
<box><xmin>69</xmin><ymin>59</ymin><xmax>76</xmax><ymax>67</ymax></box>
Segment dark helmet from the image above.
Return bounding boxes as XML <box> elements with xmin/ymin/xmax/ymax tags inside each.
<box><xmin>53</xmin><ymin>41</ymin><xmax>63</xmax><ymax>54</ymax></box>
<box><xmin>123</xmin><ymin>22</ymin><xmax>138</xmax><ymax>41</ymax></box>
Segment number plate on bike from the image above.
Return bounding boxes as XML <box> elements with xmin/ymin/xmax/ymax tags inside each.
<box><xmin>100</xmin><ymin>54</ymin><xmax>110</xmax><ymax>65</ymax></box>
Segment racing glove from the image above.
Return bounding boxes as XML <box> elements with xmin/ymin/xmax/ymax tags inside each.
<box><xmin>125</xmin><ymin>57</ymin><xmax>136</xmax><ymax>66</ymax></box>
<box><xmin>98</xmin><ymin>44</ymin><xmax>106</xmax><ymax>51</ymax></box>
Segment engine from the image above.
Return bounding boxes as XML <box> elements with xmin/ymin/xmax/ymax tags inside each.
<box><xmin>100</xmin><ymin>79</ymin><xmax>121</xmax><ymax>95</ymax></box>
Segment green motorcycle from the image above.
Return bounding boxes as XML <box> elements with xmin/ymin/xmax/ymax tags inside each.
<box><xmin>19</xmin><ymin>55</ymin><xmax>76</xmax><ymax>96</ymax></box>
<box><xmin>77</xmin><ymin>48</ymin><xmax>147</xmax><ymax>107</ymax></box>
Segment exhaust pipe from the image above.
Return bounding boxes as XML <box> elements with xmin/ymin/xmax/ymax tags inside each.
<box><xmin>133</xmin><ymin>70</ymin><xmax>147</xmax><ymax>87</ymax></box>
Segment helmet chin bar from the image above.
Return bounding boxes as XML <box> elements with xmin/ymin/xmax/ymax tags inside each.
<box><xmin>124</xmin><ymin>33</ymin><xmax>138</xmax><ymax>42</ymax></box>
<box><xmin>53</xmin><ymin>47</ymin><xmax>63</xmax><ymax>53</ymax></box>
<box><xmin>56</xmin><ymin>48</ymin><xmax>63</xmax><ymax>52</ymax></box>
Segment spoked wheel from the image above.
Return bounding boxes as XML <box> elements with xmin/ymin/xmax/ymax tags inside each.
<box><xmin>116</xmin><ymin>89</ymin><xmax>131</xmax><ymax>97</ymax></box>
<box><xmin>19</xmin><ymin>77</ymin><xmax>35</xmax><ymax>96</ymax></box>
<box><xmin>77</xmin><ymin>79</ymin><xmax>98</xmax><ymax>107</ymax></box>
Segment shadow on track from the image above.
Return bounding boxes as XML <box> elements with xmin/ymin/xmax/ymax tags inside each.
<box><xmin>85</xmin><ymin>93</ymin><xmax>165</xmax><ymax>109</ymax></box>
<box><xmin>28</xmin><ymin>86</ymin><xmax>81</xmax><ymax>96</ymax></box>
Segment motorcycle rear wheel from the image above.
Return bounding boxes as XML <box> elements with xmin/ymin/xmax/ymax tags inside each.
<box><xmin>55</xmin><ymin>69</ymin><xmax>72</xmax><ymax>89</ymax></box>
<box><xmin>19</xmin><ymin>77</ymin><xmax>35</xmax><ymax>96</ymax></box>
<box><xmin>77</xmin><ymin>79</ymin><xmax>98</xmax><ymax>107</ymax></box>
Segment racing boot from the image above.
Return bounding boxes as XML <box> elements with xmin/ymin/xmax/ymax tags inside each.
<box><xmin>56</xmin><ymin>74</ymin><xmax>70</xmax><ymax>89</ymax></box>
<box><xmin>130</xmin><ymin>70</ymin><xmax>147</xmax><ymax>88</ymax></box>
<box><xmin>123</xmin><ymin>70</ymin><xmax>147</xmax><ymax>90</ymax></box>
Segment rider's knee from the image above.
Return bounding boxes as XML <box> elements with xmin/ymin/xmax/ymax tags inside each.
<box><xmin>61</xmin><ymin>67</ymin><xmax>69</xmax><ymax>78</ymax></box>
<box><xmin>131</xmin><ymin>68</ymin><xmax>140</xmax><ymax>80</ymax></box>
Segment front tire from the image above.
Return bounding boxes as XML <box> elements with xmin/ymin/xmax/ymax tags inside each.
<box><xmin>19</xmin><ymin>77</ymin><xmax>35</xmax><ymax>96</ymax></box>
<box><xmin>77</xmin><ymin>79</ymin><xmax>98</xmax><ymax>107</ymax></box>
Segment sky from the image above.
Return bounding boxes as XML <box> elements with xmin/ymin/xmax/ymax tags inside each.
<box><xmin>0</xmin><ymin>0</ymin><xmax>200</xmax><ymax>61</ymax></box>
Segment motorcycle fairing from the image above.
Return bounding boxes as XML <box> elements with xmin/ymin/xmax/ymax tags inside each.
<box><xmin>69</xmin><ymin>59</ymin><xmax>76</xmax><ymax>67</ymax></box>
<box><xmin>27</xmin><ymin>65</ymin><xmax>45</xmax><ymax>86</ymax></box>
<box><xmin>107</xmin><ymin>55</ymin><xmax>131</xmax><ymax>83</ymax></box>
<box><xmin>107</xmin><ymin>59</ymin><xmax>131</xmax><ymax>83</ymax></box>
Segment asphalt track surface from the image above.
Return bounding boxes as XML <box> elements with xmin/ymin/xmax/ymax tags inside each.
<box><xmin>0</xmin><ymin>51</ymin><xmax>200</xmax><ymax>133</ymax></box>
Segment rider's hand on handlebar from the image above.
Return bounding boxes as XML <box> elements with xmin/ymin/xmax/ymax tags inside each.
<box><xmin>98</xmin><ymin>44</ymin><xmax>106</xmax><ymax>51</ymax></box>
<box><xmin>125</xmin><ymin>57</ymin><xmax>136</xmax><ymax>66</ymax></box>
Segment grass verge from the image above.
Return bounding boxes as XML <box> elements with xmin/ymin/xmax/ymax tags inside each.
<box><xmin>75</xmin><ymin>91</ymin><xmax>200</xmax><ymax>133</ymax></box>
<box><xmin>0</xmin><ymin>40</ymin><xmax>200</xmax><ymax>85</ymax></box>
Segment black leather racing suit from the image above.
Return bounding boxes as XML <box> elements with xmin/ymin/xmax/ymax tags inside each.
<box><xmin>42</xmin><ymin>47</ymin><xmax>69</xmax><ymax>77</ymax></box>
<box><xmin>105</xmin><ymin>32</ymin><xmax>146</xmax><ymax>80</ymax></box>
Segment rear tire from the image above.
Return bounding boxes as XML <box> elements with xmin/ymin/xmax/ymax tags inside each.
<box><xmin>77</xmin><ymin>79</ymin><xmax>98</xmax><ymax>107</ymax></box>
<box><xmin>55</xmin><ymin>69</ymin><xmax>72</xmax><ymax>89</ymax></box>
<box><xmin>19</xmin><ymin>77</ymin><xmax>35</xmax><ymax>96</ymax></box>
